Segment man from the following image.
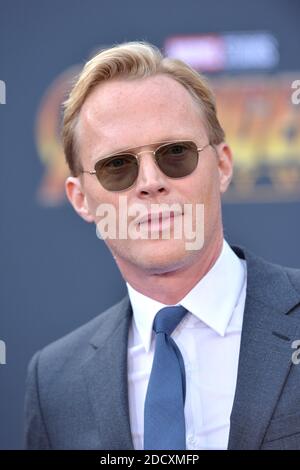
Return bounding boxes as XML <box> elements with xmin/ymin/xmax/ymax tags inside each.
<box><xmin>24</xmin><ymin>42</ymin><xmax>300</xmax><ymax>450</ymax></box>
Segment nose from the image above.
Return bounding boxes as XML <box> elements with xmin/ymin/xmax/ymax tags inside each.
<box><xmin>134</xmin><ymin>151</ymin><xmax>169</xmax><ymax>198</ymax></box>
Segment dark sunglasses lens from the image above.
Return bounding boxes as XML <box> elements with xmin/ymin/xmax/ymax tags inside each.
<box><xmin>156</xmin><ymin>142</ymin><xmax>199</xmax><ymax>178</ymax></box>
<box><xmin>95</xmin><ymin>154</ymin><xmax>138</xmax><ymax>191</ymax></box>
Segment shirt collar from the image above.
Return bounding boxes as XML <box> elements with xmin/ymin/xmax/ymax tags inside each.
<box><xmin>126</xmin><ymin>239</ymin><xmax>246</xmax><ymax>352</ymax></box>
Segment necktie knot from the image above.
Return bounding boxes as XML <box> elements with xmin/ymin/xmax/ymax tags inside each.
<box><xmin>153</xmin><ymin>305</ymin><xmax>187</xmax><ymax>337</ymax></box>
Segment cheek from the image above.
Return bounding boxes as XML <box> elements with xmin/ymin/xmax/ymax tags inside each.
<box><xmin>86</xmin><ymin>194</ymin><xmax>101</xmax><ymax>216</ymax></box>
<box><xmin>185</xmin><ymin>164</ymin><xmax>220</xmax><ymax>204</ymax></box>
<box><xmin>85</xmin><ymin>187</ymin><xmax>118</xmax><ymax>217</ymax></box>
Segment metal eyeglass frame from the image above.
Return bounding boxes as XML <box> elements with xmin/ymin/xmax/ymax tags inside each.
<box><xmin>80</xmin><ymin>140</ymin><xmax>211</xmax><ymax>191</ymax></box>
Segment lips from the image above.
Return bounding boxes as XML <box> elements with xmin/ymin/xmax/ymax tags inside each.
<box><xmin>136</xmin><ymin>209</ymin><xmax>183</xmax><ymax>226</ymax></box>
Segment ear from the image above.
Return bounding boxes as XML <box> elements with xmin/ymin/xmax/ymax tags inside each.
<box><xmin>65</xmin><ymin>176</ymin><xmax>94</xmax><ymax>223</ymax></box>
<box><xmin>214</xmin><ymin>143</ymin><xmax>233</xmax><ymax>193</ymax></box>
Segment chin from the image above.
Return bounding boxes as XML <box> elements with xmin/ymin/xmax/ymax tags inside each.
<box><xmin>121</xmin><ymin>238</ymin><xmax>196</xmax><ymax>274</ymax></box>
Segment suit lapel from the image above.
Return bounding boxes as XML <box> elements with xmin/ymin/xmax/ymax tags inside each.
<box><xmin>228</xmin><ymin>247</ymin><xmax>300</xmax><ymax>449</ymax></box>
<box><xmin>81</xmin><ymin>297</ymin><xmax>134</xmax><ymax>450</ymax></box>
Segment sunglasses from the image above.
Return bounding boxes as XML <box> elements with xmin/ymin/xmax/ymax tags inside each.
<box><xmin>81</xmin><ymin>140</ymin><xmax>211</xmax><ymax>192</ymax></box>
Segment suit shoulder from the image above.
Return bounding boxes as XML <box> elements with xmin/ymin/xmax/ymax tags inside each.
<box><xmin>258</xmin><ymin>255</ymin><xmax>300</xmax><ymax>295</ymax></box>
<box><xmin>234</xmin><ymin>244</ymin><xmax>300</xmax><ymax>285</ymax></box>
<box><xmin>284</xmin><ymin>266</ymin><xmax>300</xmax><ymax>295</ymax></box>
<box><xmin>232</xmin><ymin>244</ymin><xmax>300</xmax><ymax>310</ymax></box>
<box><xmin>35</xmin><ymin>295</ymin><xmax>130</xmax><ymax>372</ymax></box>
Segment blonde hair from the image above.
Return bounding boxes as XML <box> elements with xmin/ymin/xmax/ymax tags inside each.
<box><xmin>62</xmin><ymin>41</ymin><xmax>225</xmax><ymax>175</ymax></box>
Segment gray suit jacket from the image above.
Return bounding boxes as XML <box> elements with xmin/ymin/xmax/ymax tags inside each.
<box><xmin>24</xmin><ymin>246</ymin><xmax>300</xmax><ymax>450</ymax></box>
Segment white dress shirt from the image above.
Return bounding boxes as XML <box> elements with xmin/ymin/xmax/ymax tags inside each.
<box><xmin>126</xmin><ymin>239</ymin><xmax>247</xmax><ymax>450</ymax></box>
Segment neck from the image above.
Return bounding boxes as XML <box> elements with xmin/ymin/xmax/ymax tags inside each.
<box><xmin>115</xmin><ymin>234</ymin><xmax>224</xmax><ymax>305</ymax></box>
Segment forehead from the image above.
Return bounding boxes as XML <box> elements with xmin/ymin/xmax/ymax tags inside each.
<box><xmin>77</xmin><ymin>74</ymin><xmax>207</xmax><ymax>156</ymax></box>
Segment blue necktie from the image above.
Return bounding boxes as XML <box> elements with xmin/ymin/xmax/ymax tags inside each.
<box><xmin>144</xmin><ymin>305</ymin><xmax>187</xmax><ymax>450</ymax></box>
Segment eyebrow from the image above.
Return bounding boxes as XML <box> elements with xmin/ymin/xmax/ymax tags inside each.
<box><xmin>90</xmin><ymin>138</ymin><xmax>195</xmax><ymax>164</ymax></box>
